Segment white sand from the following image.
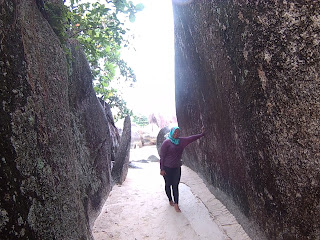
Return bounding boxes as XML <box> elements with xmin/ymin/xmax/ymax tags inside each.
<box><xmin>92</xmin><ymin>146</ymin><xmax>250</xmax><ymax>240</ymax></box>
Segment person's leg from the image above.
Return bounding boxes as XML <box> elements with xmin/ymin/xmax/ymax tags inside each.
<box><xmin>172</xmin><ymin>167</ymin><xmax>181</xmax><ymax>212</ymax></box>
<box><xmin>163</xmin><ymin>167</ymin><xmax>174</xmax><ymax>205</ymax></box>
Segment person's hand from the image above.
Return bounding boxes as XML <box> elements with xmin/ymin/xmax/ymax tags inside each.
<box><xmin>160</xmin><ymin>170</ymin><xmax>166</xmax><ymax>176</ymax></box>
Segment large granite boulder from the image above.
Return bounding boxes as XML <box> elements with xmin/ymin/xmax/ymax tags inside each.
<box><xmin>0</xmin><ymin>0</ymin><xmax>116</xmax><ymax>239</ymax></box>
<box><xmin>68</xmin><ymin>40</ymin><xmax>113</xmax><ymax>229</ymax></box>
<box><xmin>112</xmin><ymin>116</ymin><xmax>131</xmax><ymax>184</ymax></box>
<box><xmin>99</xmin><ymin>99</ymin><xmax>120</xmax><ymax>162</ymax></box>
<box><xmin>173</xmin><ymin>1</ymin><xmax>320</xmax><ymax>239</ymax></box>
<box><xmin>156</xmin><ymin>126</ymin><xmax>171</xmax><ymax>155</ymax></box>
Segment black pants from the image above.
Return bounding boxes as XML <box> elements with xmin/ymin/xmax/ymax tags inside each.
<box><xmin>163</xmin><ymin>166</ymin><xmax>181</xmax><ymax>204</ymax></box>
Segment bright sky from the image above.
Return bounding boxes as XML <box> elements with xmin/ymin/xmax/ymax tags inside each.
<box><xmin>119</xmin><ymin>0</ymin><xmax>176</xmax><ymax>118</ymax></box>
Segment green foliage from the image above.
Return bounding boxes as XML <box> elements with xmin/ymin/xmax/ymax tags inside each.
<box><xmin>44</xmin><ymin>2</ymin><xmax>73</xmax><ymax>75</ymax></box>
<box><xmin>109</xmin><ymin>95</ymin><xmax>133</xmax><ymax>122</ymax></box>
<box><xmin>54</xmin><ymin>0</ymin><xmax>144</xmax><ymax>120</ymax></box>
<box><xmin>133</xmin><ymin>114</ymin><xmax>149</xmax><ymax>127</ymax></box>
<box><xmin>44</xmin><ymin>2</ymin><xmax>69</xmax><ymax>44</ymax></box>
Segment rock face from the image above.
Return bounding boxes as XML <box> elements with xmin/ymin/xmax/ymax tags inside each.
<box><xmin>173</xmin><ymin>1</ymin><xmax>319</xmax><ymax>239</ymax></box>
<box><xmin>147</xmin><ymin>155</ymin><xmax>159</xmax><ymax>162</ymax></box>
<box><xmin>68</xmin><ymin>40</ymin><xmax>114</xmax><ymax>229</ymax></box>
<box><xmin>99</xmin><ymin>99</ymin><xmax>120</xmax><ymax>162</ymax></box>
<box><xmin>112</xmin><ymin>116</ymin><xmax>131</xmax><ymax>184</ymax></box>
<box><xmin>156</xmin><ymin>126</ymin><xmax>171</xmax><ymax>155</ymax></box>
<box><xmin>0</xmin><ymin>0</ymin><xmax>116</xmax><ymax>239</ymax></box>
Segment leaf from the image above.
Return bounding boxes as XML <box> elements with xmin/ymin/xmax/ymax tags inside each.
<box><xmin>102</xmin><ymin>81</ymin><xmax>109</xmax><ymax>87</ymax></box>
<box><xmin>107</xmin><ymin>92</ymin><xmax>113</xmax><ymax>98</ymax></box>
<box><xmin>93</xmin><ymin>86</ymin><xmax>100</xmax><ymax>92</ymax></box>
<box><xmin>129</xmin><ymin>14</ymin><xmax>136</xmax><ymax>23</ymax></box>
<box><xmin>135</xmin><ymin>3</ymin><xmax>144</xmax><ymax>11</ymax></box>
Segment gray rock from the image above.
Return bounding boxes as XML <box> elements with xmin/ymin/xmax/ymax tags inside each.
<box><xmin>0</xmin><ymin>1</ymin><xmax>114</xmax><ymax>239</ymax></box>
<box><xmin>173</xmin><ymin>1</ymin><xmax>320</xmax><ymax>239</ymax></box>
<box><xmin>128</xmin><ymin>162</ymin><xmax>142</xmax><ymax>169</ymax></box>
<box><xmin>135</xmin><ymin>159</ymin><xmax>149</xmax><ymax>163</ymax></box>
<box><xmin>156</xmin><ymin>126</ymin><xmax>171</xmax><ymax>155</ymax></box>
<box><xmin>112</xmin><ymin>116</ymin><xmax>131</xmax><ymax>184</ymax></box>
<box><xmin>148</xmin><ymin>155</ymin><xmax>160</xmax><ymax>162</ymax></box>
<box><xmin>69</xmin><ymin>41</ymin><xmax>113</xmax><ymax>231</ymax></box>
<box><xmin>99</xmin><ymin>99</ymin><xmax>120</xmax><ymax>162</ymax></box>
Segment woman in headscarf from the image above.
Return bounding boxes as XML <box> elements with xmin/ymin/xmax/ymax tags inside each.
<box><xmin>160</xmin><ymin>126</ymin><xmax>205</xmax><ymax>212</ymax></box>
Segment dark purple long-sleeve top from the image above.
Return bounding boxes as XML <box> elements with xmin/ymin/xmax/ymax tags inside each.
<box><xmin>160</xmin><ymin>133</ymin><xmax>205</xmax><ymax>170</ymax></box>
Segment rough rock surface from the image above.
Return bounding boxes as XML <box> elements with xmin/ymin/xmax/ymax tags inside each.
<box><xmin>173</xmin><ymin>1</ymin><xmax>320</xmax><ymax>239</ymax></box>
<box><xmin>99</xmin><ymin>99</ymin><xmax>120</xmax><ymax>162</ymax></box>
<box><xmin>156</xmin><ymin>126</ymin><xmax>171</xmax><ymax>155</ymax></box>
<box><xmin>147</xmin><ymin>155</ymin><xmax>159</xmax><ymax>162</ymax></box>
<box><xmin>0</xmin><ymin>1</ymin><xmax>115</xmax><ymax>239</ymax></box>
<box><xmin>68</xmin><ymin>40</ymin><xmax>113</xmax><ymax>229</ymax></box>
<box><xmin>112</xmin><ymin>116</ymin><xmax>131</xmax><ymax>184</ymax></box>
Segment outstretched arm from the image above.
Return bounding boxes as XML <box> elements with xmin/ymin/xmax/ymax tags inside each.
<box><xmin>180</xmin><ymin>127</ymin><xmax>206</xmax><ymax>147</ymax></box>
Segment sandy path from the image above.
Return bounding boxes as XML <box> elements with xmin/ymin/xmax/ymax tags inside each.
<box><xmin>92</xmin><ymin>146</ymin><xmax>250</xmax><ymax>240</ymax></box>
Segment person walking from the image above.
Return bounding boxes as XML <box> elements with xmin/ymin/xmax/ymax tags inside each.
<box><xmin>160</xmin><ymin>126</ymin><xmax>205</xmax><ymax>212</ymax></box>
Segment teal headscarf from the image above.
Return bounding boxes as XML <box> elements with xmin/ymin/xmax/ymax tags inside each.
<box><xmin>168</xmin><ymin>127</ymin><xmax>180</xmax><ymax>145</ymax></box>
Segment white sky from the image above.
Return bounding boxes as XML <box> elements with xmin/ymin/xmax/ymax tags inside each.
<box><xmin>119</xmin><ymin>0</ymin><xmax>176</xmax><ymax>118</ymax></box>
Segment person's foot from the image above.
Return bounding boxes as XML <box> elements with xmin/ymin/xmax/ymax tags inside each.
<box><xmin>174</xmin><ymin>204</ymin><xmax>181</xmax><ymax>212</ymax></box>
<box><xmin>169</xmin><ymin>201</ymin><xmax>174</xmax><ymax>206</ymax></box>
